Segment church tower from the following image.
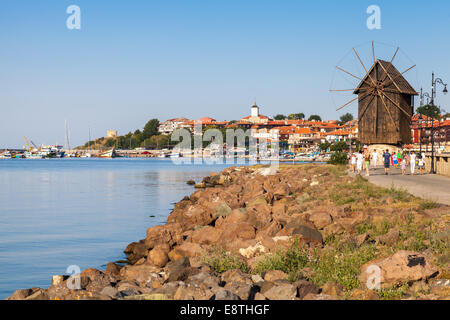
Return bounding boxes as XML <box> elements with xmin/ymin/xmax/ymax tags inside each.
<box><xmin>251</xmin><ymin>100</ymin><xmax>259</xmax><ymax>117</ymax></box>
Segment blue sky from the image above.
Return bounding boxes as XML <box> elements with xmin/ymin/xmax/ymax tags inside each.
<box><xmin>1</xmin><ymin>0</ymin><xmax>449</xmax><ymax>148</ymax></box>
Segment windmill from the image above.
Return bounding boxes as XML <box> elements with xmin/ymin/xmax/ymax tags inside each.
<box><xmin>331</xmin><ymin>42</ymin><xmax>418</xmax><ymax>145</ymax></box>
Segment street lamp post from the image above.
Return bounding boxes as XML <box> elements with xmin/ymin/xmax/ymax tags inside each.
<box><xmin>425</xmin><ymin>73</ymin><xmax>448</xmax><ymax>174</ymax></box>
<box><xmin>418</xmin><ymin>114</ymin><xmax>423</xmax><ymax>154</ymax></box>
<box><xmin>420</xmin><ymin>90</ymin><xmax>432</xmax><ymax>152</ymax></box>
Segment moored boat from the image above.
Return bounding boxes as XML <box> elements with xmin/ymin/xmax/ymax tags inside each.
<box><xmin>99</xmin><ymin>148</ymin><xmax>117</xmax><ymax>158</ymax></box>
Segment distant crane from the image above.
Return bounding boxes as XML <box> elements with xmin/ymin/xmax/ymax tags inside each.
<box><xmin>24</xmin><ymin>136</ymin><xmax>38</xmax><ymax>151</ymax></box>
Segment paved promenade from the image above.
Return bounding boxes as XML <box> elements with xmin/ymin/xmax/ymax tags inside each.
<box><xmin>350</xmin><ymin>166</ymin><xmax>450</xmax><ymax>206</ymax></box>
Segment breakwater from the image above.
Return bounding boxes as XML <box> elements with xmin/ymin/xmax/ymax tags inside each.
<box><xmin>7</xmin><ymin>164</ymin><xmax>450</xmax><ymax>300</ymax></box>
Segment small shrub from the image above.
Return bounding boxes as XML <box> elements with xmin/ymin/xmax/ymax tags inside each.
<box><xmin>376</xmin><ymin>283</ymin><xmax>409</xmax><ymax>300</ymax></box>
<box><xmin>254</xmin><ymin>240</ymin><xmax>309</xmax><ymax>281</ymax></box>
<box><xmin>327</xmin><ymin>151</ymin><xmax>348</xmax><ymax>165</ymax></box>
<box><xmin>309</xmin><ymin>244</ymin><xmax>377</xmax><ymax>290</ymax></box>
<box><xmin>419</xmin><ymin>200</ymin><xmax>439</xmax><ymax>210</ymax></box>
<box><xmin>203</xmin><ymin>246</ymin><xmax>248</xmax><ymax>273</ymax></box>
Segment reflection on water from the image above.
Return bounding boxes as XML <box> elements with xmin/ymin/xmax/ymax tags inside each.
<box><xmin>0</xmin><ymin>158</ymin><xmax>234</xmax><ymax>299</ymax></box>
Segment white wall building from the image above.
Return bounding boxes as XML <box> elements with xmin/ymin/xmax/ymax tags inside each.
<box><xmin>158</xmin><ymin>118</ymin><xmax>190</xmax><ymax>135</ymax></box>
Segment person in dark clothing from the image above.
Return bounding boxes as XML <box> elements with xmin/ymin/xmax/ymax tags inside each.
<box><xmin>383</xmin><ymin>149</ymin><xmax>391</xmax><ymax>175</ymax></box>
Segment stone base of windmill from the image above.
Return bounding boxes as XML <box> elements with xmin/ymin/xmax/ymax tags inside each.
<box><xmin>364</xmin><ymin>144</ymin><xmax>403</xmax><ymax>155</ymax></box>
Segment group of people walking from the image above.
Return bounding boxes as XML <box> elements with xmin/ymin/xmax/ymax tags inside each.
<box><xmin>350</xmin><ymin>148</ymin><xmax>426</xmax><ymax>176</ymax></box>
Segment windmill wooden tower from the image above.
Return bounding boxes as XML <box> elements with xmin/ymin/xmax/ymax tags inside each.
<box><xmin>332</xmin><ymin>42</ymin><xmax>418</xmax><ymax>145</ymax></box>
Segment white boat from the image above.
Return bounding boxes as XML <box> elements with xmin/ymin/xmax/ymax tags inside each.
<box><xmin>24</xmin><ymin>151</ymin><xmax>45</xmax><ymax>159</ymax></box>
<box><xmin>0</xmin><ymin>151</ymin><xmax>12</xmax><ymax>159</ymax></box>
<box><xmin>169</xmin><ymin>152</ymin><xmax>181</xmax><ymax>158</ymax></box>
<box><xmin>99</xmin><ymin>148</ymin><xmax>116</xmax><ymax>158</ymax></box>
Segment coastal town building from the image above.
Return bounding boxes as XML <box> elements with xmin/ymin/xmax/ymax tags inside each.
<box><xmin>158</xmin><ymin>118</ymin><xmax>191</xmax><ymax>135</ymax></box>
<box><xmin>411</xmin><ymin>114</ymin><xmax>450</xmax><ymax>147</ymax></box>
<box><xmin>239</xmin><ymin>101</ymin><xmax>272</xmax><ymax>125</ymax></box>
<box><xmin>157</xmin><ymin>102</ymin><xmax>361</xmax><ymax>149</ymax></box>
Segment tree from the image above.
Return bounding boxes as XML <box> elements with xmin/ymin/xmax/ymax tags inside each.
<box><xmin>416</xmin><ymin>104</ymin><xmax>441</xmax><ymax>119</ymax></box>
<box><xmin>149</xmin><ymin>135</ymin><xmax>169</xmax><ymax>149</ymax></box>
<box><xmin>105</xmin><ymin>138</ymin><xmax>116</xmax><ymax>148</ymax></box>
<box><xmin>308</xmin><ymin>114</ymin><xmax>322</xmax><ymax>121</ymax></box>
<box><xmin>327</xmin><ymin>151</ymin><xmax>348</xmax><ymax>165</ymax></box>
<box><xmin>318</xmin><ymin>141</ymin><xmax>331</xmax><ymax>151</ymax></box>
<box><xmin>330</xmin><ymin>141</ymin><xmax>348</xmax><ymax>152</ymax></box>
<box><xmin>288</xmin><ymin>113</ymin><xmax>305</xmax><ymax>120</ymax></box>
<box><xmin>142</xmin><ymin>119</ymin><xmax>160</xmax><ymax>139</ymax></box>
<box><xmin>274</xmin><ymin>114</ymin><xmax>287</xmax><ymax>120</ymax></box>
<box><xmin>339</xmin><ymin>113</ymin><xmax>353</xmax><ymax>125</ymax></box>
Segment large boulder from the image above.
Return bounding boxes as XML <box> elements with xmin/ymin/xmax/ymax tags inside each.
<box><xmin>7</xmin><ymin>288</ymin><xmax>35</xmax><ymax>300</ymax></box>
<box><xmin>124</xmin><ymin>241</ymin><xmax>148</xmax><ymax>264</ymax></box>
<box><xmin>281</xmin><ymin>216</ymin><xmax>323</xmax><ymax>244</ymax></box>
<box><xmin>187</xmin><ymin>272</ymin><xmax>221</xmax><ymax>290</ymax></box>
<box><xmin>190</xmin><ymin>226</ymin><xmax>221</xmax><ymax>245</ymax></box>
<box><xmin>147</xmin><ymin>245</ymin><xmax>170</xmax><ymax>267</ymax></box>
<box><xmin>308</xmin><ymin>211</ymin><xmax>333</xmax><ymax>230</ymax></box>
<box><xmin>168</xmin><ymin>204</ymin><xmax>215</xmax><ymax>231</ymax></box>
<box><xmin>262</xmin><ymin>282</ymin><xmax>297</xmax><ymax>300</ymax></box>
<box><xmin>144</xmin><ymin>223</ymin><xmax>183</xmax><ymax>249</ymax></box>
<box><xmin>119</xmin><ymin>264</ymin><xmax>162</xmax><ymax>287</ymax></box>
<box><xmin>211</xmin><ymin>288</ymin><xmax>240</xmax><ymax>300</ymax></box>
<box><xmin>359</xmin><ymin>251</ymin><xmax>439</xmax><ymax>289</ymax></box>
<box><xmin>221</xmin><ymin>269</ymin><xmax>253</xmax><ymax>285</ymax></box>
<box><xmin>168</xmin><ymin>242</ymin><xmax>204</xmax><ymax>260</ymax></box>
<box><xmin>173</xmin><ymin>284</ymin><xmax>214</xmax><ymax>300</ymax></box>
<box><xmin>219</xmin><ymin>222</ymin><xmax>256</xmax><ymax>244</ymax></box>
<box><xmin>246</xmin><ymin>202</ymin><xmax>272</xmax><ymax>230</ymax></box>
<box><xmin>224</xmin><ymin>282</ymin><xmax>254</xmax><ymax>300</ymax></box>
<box><xmin>263</xmin><ymin>270</ymin><xmax>288</xmax><ymax>282</ymax></box>
<box><xmin>80</xmin><ymin>268</ymin><xmax>114</xmax><ymax>293</ymax></box>
<box><xmin>165</xmin><ymin>257</ymin><xmax>200</xmax><ymax>282</ymax></box>
<box><xmin>292</xmin><ymin>280</ymin><xmax>319</xmax><ymax>299</ymax></box>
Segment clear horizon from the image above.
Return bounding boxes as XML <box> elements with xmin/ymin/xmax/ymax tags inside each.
<box><xmin>1</xmin><ymin>0</ymin><xmax>449</xmax><ymax>148</ymax></box>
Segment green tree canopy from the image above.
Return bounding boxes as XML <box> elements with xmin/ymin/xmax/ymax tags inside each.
<box><xmin>274</xmin><ymin>114</ymin><xmax>287</xmax><ymax>120</ymax></box>
<box><xmin>339</xmin><ymin>113</ymin><xmax>354</xmax><ymax>125</ymax></box>
<box><xmin>318</xmin><ymin>141</ymin><xmax>331</xmax><ymax>151</ymax></box>
<box><xmin>288</xmin><ymin>113</ymin><xmax>305</xmax><ymax>120</ymax></box>
<box><xmin>330</xmin><ymin>141</ymin><xmax>348</xmax><ymax>152</ymax></box>
<box><xmin>308</xmin><ymin>114</ymin><xmax>322</xmax><ymax>121</ymax></box>
<box><xmin>147</xmin><ymin>134</ymin><xmax>169</xmax><ymax>149</ymax></box>
<box><xmin>416</xmin><ymin>104</ymin><xmax>441</xmax><ymax>120</ymax></box>
<box><xmin>105</xmin><ymin>138</ymin><xmax>116</xmax><ymax>148</ymax></box>
<box><xmin>142</xmin><ymin>119</ymin><xmax>160</xmax><ymax>139</ymax></box>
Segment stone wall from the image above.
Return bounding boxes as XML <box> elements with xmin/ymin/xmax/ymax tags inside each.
<box><xmin>424</xmin><ymin>154</ymin><xmax>450</xmax><ymax>177</ymax></box>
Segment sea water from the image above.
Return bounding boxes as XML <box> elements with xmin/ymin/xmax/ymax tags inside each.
<box><xmin>0</xmin><ymin>158</ymin><xmax>236</xmax><ymax>299</ymax></box>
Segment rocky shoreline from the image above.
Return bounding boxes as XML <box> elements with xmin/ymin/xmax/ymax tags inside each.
<box><xmin>7</xmin><ymin>164</ymin><xmax>450</xmax><ymax>300</ymax></box>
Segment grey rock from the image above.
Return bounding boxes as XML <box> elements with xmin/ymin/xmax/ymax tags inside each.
<box><xmin>212</xmin><ymin>289</ymin><xmax>240</xmax><ymax>300</ymax></box>
<box><xmin>100</xmin><ymin>286</ymin><xmax>119</xmax><ymax>298</ymax></box>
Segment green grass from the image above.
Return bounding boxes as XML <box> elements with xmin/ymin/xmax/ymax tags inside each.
<box><xmin>308</xmin><ymin>244</ymin><xmax>377</xmax><ymax>290</ymax></box>
<box><xmin>376</xmin><ymin>283</ymin><xmax>409</xmax><ymax>300</ymax></box>
<box><xmin>355</xmin><ymin>219</ymin><xmax>391</xmax><ymax>237</ymax></box>
<box><xmin>253</xmin><ymin>240</ymin><xmax>309</xmax><ymax>282</ymax></box>
<box><xmin>203</xmin><ymin>246</ymin><xmax>249</xmax><ymax>273</ymax></box>
<box><xmin>254</xmin><ymin>240</ymin><xmax>378</xmax><ymax>291</ymax></box>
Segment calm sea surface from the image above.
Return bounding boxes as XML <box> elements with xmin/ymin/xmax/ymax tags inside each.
<box><xmin>0</xmin><ymin>158</ymin><xmax>237</xmax><ymax>299</ymax></box>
